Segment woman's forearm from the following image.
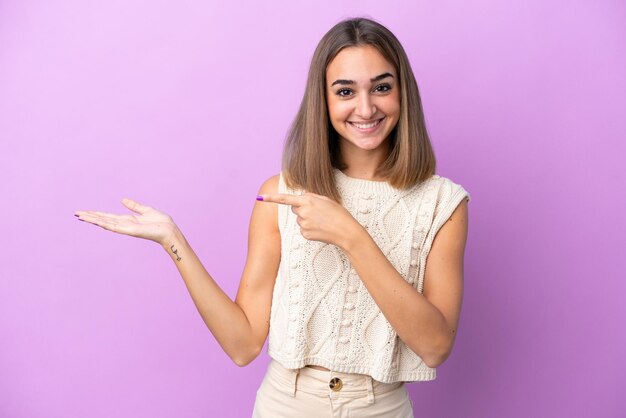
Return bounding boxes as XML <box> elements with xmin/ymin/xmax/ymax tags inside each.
<box><xmin>162</xmin><ymin>228</ymin><xmax>260</xmax><ymax>366</ymax></box>
<box><xmin>342</xmin><ymin>228</ymin><xmax>455</xmax><ymax>368</ymax></box>
<box><xmin>258</xmin><ymin>191</ymin><xmax>461</xmax><ymax>368</ymax></box>
<box><xmin>75</xmin><ymin>198</ymin><xmax>270</xmax><ymax>366</ymax></box>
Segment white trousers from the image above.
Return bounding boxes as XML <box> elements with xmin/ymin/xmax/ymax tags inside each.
<box><xmin>252</xmin><ymin>360</ymin><xmax>414</xmax><ymax>417</ymax></box>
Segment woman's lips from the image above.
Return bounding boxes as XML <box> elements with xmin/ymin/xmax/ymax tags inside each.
<box><xmin>348</xmin><ymin>117</ymin><xmax>384</xmax><ymax>133</ymax></box>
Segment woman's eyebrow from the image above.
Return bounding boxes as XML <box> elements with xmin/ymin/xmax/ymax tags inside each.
<box><xmin>330</xmin><ymin>72</ymin><xmax>394</xmax><ymax>87</ymax></box>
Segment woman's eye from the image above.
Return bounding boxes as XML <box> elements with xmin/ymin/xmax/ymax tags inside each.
<box><xmin>375</xmin><ymin>84</ymin><xmax>391</xmax><ymax>93</ymax></box>
<box><xmin>337</xmin><ymin>88</ymin><xmax>353</xmax><ymax>97</ymax></box>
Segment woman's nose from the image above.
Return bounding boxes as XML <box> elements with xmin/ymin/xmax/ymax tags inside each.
<box><xmin>356</xmin><ymin>96</ymin><xmax>376</xmax><ymax>120</ymax></box>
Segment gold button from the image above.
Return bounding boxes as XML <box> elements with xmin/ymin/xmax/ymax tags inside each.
<box><xmin>329</xmin><ymin>377</ymin><xmax>343</xmax><ymax>391</ymax></box>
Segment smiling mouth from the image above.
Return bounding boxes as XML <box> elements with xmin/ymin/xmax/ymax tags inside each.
<box><xmin>348</xmin><ymin>118</ymin><xmax>384</xmax><ymax>130</ymax></box>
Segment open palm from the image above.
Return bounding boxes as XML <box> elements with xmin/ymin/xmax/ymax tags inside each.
<box><xmin>75</xmin><ymin>198</ymin><xmax>177</xmax><ymax>245</ymax></box>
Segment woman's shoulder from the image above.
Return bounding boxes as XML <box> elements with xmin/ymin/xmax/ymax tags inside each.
<box><xmin>427</xmin><ymin>174</ymin><xmax>471</xmax><ymax>205</ymax></box>
<box><xmin>257</xmin><ymin>174</ymin><xmax>281</xmax><ymax>194</ymax></box>
<box><xmin>421</xmin><ymin>174</ymin><xmax>467</xmax><ymax>191</ymax></box>
<box><xmin>409</xmin><ymin>174</ymin><xmax>471</xmax><ymax>205</ymax></box>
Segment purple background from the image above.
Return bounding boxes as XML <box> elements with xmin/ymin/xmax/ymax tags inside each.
<box><xmin>1</xmin><ymin>1</ymin><xmax>625</xmax><ymax>417</ymax></box>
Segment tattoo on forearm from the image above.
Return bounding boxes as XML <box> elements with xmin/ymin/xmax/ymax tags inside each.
<box><xmin>170</xmin><ymin>244</ymin><xmax>181</xmax><ymax>262</ymax></box>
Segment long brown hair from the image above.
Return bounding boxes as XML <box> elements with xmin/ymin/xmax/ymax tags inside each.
<box><xmin>282</xmin><ymin>17</ymin><xmax>436</xmax><ymax>201</ymax></box>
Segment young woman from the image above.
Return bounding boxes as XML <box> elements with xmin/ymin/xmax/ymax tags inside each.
<box><xmin>75</xmin><ymin>17</ymin><xmax>470</xmax><ymax>417</ymax></box>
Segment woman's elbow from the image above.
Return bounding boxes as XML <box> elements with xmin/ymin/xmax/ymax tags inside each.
<box><xmin>420</xmin><ymin>337</ymin><xmax>455</xmax><ymax>369</ymax></box>
<box><xmin>230</xmin><ymin>345</ymin><xmax>263</xmax><ymax>367</ymax></box>
<box><xmin>422</xmin><ymin>348</ymin><xmax>451</xmax><ymax>369</ymax></box>
<box><xmin>231</xmin><ymin>355</ymin><xmax>252</xmax><ymax>367</ymax></box>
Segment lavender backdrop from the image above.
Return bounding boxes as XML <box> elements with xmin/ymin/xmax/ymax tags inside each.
<box><xmin>1</xmin><ymin>1</ymin><xmax>624</xmax><ymax>417</ymax></box>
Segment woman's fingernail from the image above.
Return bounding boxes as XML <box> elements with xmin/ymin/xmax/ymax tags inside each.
<box><xmin>256</xmin><ymin>195</ymin><xmax>264</xmax><ymax>201</ymax></box>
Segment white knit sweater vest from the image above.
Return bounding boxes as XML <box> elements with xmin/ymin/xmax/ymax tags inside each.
<box><xmin>268</xmin><ymin>169</ymin><xmax>470</xmax><ymax>383</ymax></box>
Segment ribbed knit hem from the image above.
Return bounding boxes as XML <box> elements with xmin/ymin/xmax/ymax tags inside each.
<box><xmin>267</xmin><ymin>351</ymin><xmax>436</xmax><ymax>384</ymax></box>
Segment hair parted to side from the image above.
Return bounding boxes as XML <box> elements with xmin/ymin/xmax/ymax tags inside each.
<box><xmin>282</xmin><ymin>17</ymin><xmax>436</xmax><ymax>202</ymax></box>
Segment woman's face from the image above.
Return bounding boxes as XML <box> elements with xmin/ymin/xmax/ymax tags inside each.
<box><xmin>326</xmin><ymin>45</ymin><xmax>400</xmax><ymax>155</ymax></box>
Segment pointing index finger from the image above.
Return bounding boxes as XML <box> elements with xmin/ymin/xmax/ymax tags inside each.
<box><xmin>257</xmin><ymin>193</ymin><xmax>303</xmax><ymax>206</ymax></box>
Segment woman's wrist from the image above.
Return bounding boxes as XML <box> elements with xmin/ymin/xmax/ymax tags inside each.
<box><xmin>338</xmin><ymin>221</ymin><xmax>369</xmax><ymax>254</ymax></box>
<box><xmin>161</xmin><ymin>226</ymin><xmax>189</xmax><ymax>263</ymax></box>
<box><xmin>160</xmin><ymin>225</ymin><xmax>185</xmax><ymax>249</ymax></box>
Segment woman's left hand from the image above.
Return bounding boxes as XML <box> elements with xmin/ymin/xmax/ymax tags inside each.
<box><xmin>258</xmin><ymin>193</ymin><xmax>363</xmax><ymax>249</ymax></box>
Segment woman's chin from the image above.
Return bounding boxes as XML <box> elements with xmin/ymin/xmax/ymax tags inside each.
<box><xmin>340</xmin><ymin>136</ymin><xmax>388</xmax><ymax>153</ymax></box>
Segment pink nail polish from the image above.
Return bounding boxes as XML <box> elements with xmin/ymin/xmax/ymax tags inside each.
<box><xmin>256</xmin><ymin>196</ymin><xmax>264</xmax><ymax>201</ymax></box>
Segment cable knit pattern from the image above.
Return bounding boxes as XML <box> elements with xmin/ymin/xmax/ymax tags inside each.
<box><xmin>267</xmin><ymin>169</ymin><xmax>470</xmax><ymax>383</ymax></box>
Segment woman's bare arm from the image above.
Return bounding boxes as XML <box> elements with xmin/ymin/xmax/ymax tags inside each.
<box><xmin>75</xmin><ymin>175</ymin><xmax>281</xmax><ymax>366</ymax></box>
<box><xmin>259</xmin><ymin>192</ymin><xmax>468</xmax><ymax>368</ymax></box>
<box><xmin>341</xmin><ymin>200</ymin><xmax>468</xmax><ymax>368</ymax></box>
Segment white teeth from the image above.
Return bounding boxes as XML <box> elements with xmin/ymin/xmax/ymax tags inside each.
<box><xmin>351</xmin><ymin>119</ymin><xmax>381</xmax><ymax>129</ymax></box>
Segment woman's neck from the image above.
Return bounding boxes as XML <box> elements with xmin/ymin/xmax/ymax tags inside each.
<box><xmin>338</xmin><ymin>143</ymin><xmax>390</xmax><ymax>181</ymax></box>
<box><xmin>340</xmin><ymin>165</ymin><xmax>384</xmax><ymax>181</ymax></box>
